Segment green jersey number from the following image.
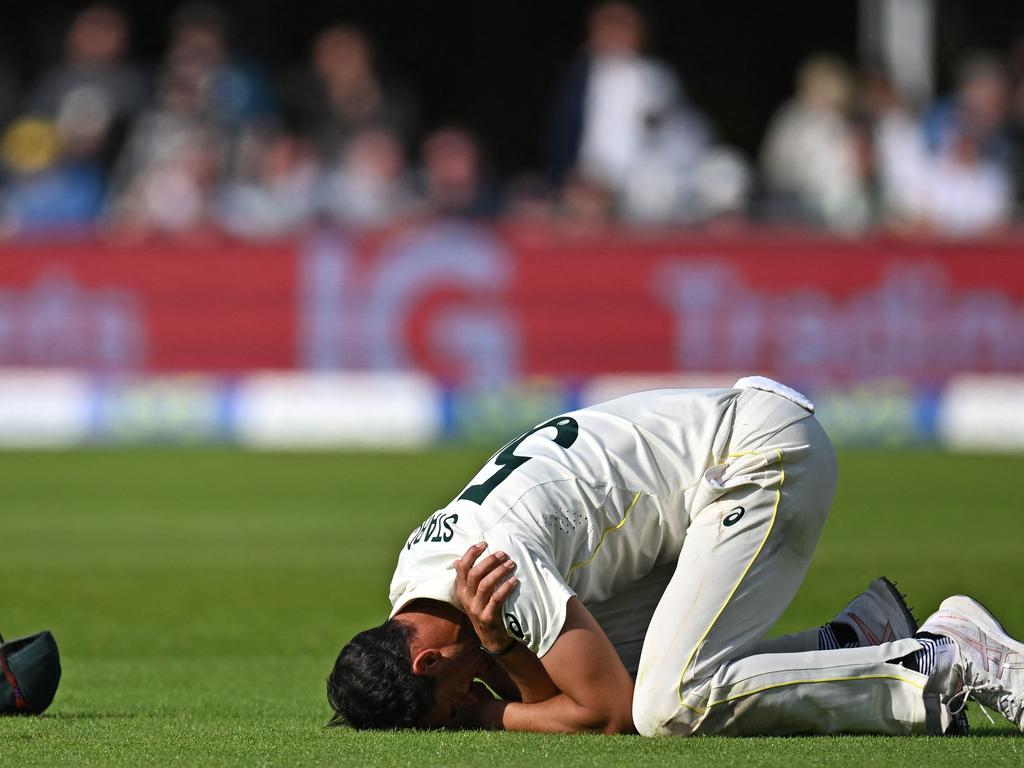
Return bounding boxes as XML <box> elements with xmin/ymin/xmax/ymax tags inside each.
<box><xmin>459</xmin><ymin>416</ymin><xmax>580</xmax><ymax>504</ymax></box>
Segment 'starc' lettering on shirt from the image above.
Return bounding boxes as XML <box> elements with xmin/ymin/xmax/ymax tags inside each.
<box><xmin>405</xmin><ymin>512</ymin><xmax>459</xmax><ymax>550</ymax></box>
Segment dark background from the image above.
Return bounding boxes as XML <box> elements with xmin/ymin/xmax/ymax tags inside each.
<box><xmin>2</xmin><ymin>0</ymin><xmax>1022</xmax><ymax>173</ymax></box>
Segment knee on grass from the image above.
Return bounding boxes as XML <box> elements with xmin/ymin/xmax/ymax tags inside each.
<box><xmin>632</xmin><ymin>684</ymin><xmax>698</xmax><ymax>738</ymax></box>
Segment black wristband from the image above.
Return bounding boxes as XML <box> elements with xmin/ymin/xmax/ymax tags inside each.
<box><xmin>480</xmin><ymin>640</ymin><xmax>518</xmax><ymax>657</ymax></box>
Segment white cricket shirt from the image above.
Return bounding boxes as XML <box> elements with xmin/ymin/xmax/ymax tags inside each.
<box><xmin>389</xmin><ymin>384</ymin><xmax>808</xmax><ymax>659</ymax></box>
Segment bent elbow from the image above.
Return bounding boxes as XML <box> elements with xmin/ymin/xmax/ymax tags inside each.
<box><xmin>601</xmin><ymin>714</ymin><xmax>637</xmax><ymax>735</ymax></box>
<box><xmin>587</xmin><ymin>706</ymin><xmax>635</xmax><ymax>735</ymax></box>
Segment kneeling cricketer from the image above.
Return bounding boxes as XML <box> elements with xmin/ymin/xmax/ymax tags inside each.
<box><xmin>329</xmin><ymin>377</ymin><xmax>1024</xmax><ymax>735</ymax></box>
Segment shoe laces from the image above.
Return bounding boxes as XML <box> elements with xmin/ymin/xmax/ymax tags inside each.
<box><xmin>947</xmin><ymin>680</ymin><xmax>997</xmax><ymax>725</ymax></box>
<box><xmin>947</xmin><ymin>662</ymin><xmax>1023</xmax><ymax>726</ymax></box>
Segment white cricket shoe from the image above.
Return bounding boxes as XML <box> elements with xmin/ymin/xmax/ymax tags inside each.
<box><xmin>919</xmin><ymin>595</ymin><xmax>1024</xmax><ymax>731</ymax></box>
<box><xmin>834</xmin><ymin>577</ymin><xmax>918</xmax><ymax>646</ymax></box>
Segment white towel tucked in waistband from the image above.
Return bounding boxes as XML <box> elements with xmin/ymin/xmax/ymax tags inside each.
<box><xmin>734</xmin><ymin>375</ymin><xmax>815</xmax><ymax>413</ymax></box>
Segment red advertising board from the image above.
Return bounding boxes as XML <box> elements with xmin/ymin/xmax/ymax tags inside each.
<box><xmin>2</xmin><ymin>224</ymin><xmax>1023</xmax><ymax>383</ymax></box>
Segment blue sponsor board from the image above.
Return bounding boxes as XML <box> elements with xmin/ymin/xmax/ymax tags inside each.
<box><xmin>88</xmin><ymin>375</ymin><xmax>232</xmax><ymax>443</ymax></box>
<box><xmin>0</xmin><ymin>371</ymin><xmax>956</xmax><ymax>448</ymax></box>
<box><xmin>810</xmin><ymin>380</ymin><xmax>941</xmax><ymax>446</ymax></box>
<box><xmin>441</xmin><ymin>379</ymin><xmax>581</xmax><ymax>444</ymax></box>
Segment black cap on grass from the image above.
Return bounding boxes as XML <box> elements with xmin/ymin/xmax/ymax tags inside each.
<box><xmin>0</xmin><ymin>631</ymin><xmax>61</xmax><ymax>715</ymax></box>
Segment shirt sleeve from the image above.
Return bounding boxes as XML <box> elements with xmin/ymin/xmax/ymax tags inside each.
<box><xmin>482</xmin><ymin>528</ymin><xmax>576</xmax><ymax>658</ymax></box>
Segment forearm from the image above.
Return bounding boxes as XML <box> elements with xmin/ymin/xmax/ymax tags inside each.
<box><xmin>452</xmin><ymin>551</ymin><xmax>634</xmax><ymax>734</ymax></box>
<box><xmin>492</xmin><ymin>643</ymin><xmax>559</xmax><ymax>703</ymax></box>
<box><xmin>476</xmin><ymin>693</ymin><xmax>635</xmax><ymax>734</ymax></box>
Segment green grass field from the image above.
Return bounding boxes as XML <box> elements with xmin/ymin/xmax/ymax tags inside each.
<box><xmin>1</xmin><ymin>447</ymin><xmax>1022</xmax><ymax>766</ymax></box>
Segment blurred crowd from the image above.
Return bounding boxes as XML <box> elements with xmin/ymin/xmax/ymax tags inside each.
<box><xmin>1</xmin><ymin>2</ymin><xmax>1024</xmax><ymax>239</ymax></box>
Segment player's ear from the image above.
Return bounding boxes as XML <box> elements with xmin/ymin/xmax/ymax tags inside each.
<box><xmin>410</xmin><ymin>648</ymin><xmax>443</xmax><ymax>677</ymax></box>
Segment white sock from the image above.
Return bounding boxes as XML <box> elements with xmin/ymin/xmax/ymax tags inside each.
<box><xmin>818</xmin><ymin>623</ymin><xmax>859</xmax><ymax>650</ymax></box>
<box><xmin>909</xmin><ymin>635</ymin><xmax>957</xmax><ymax>676</ymax></box>
<box><xmin>818</xmin><ymin>624</ymin><xmax>840</xmax><ymax>650</ymax></box>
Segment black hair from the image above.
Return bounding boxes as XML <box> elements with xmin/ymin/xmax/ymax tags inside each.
<box><xmin>326</xmin><ymin>619</ymin><xmax>437</xmax><ymax>730</ymax></box>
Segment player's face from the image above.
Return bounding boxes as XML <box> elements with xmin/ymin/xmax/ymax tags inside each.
<box><xmin>417</xmin><ymin>646</ymin><xmax>487</xmax><ymax>729</ymax></box>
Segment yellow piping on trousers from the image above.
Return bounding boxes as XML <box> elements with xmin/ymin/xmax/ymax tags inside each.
<box><xmin>683</xmin><ymin>673</ymin><xmax>926</xmax><ymax>716</ymax></box>
<box><xmin>677</xmin><ymin>448</ymin><xmax>783</xmax><ymax>711</ymax></box>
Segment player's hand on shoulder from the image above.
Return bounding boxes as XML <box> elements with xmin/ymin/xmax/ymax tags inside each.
<box><xmin>454</xmin><ymin>542</ymin><xmax>519</xmax><ymax>653</ymax></box>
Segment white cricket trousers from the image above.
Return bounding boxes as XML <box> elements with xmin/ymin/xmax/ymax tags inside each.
<box><xmin>632</xmin><ymin>388</ymin><xmax>935</xmax><ymax>736</ymax></box>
